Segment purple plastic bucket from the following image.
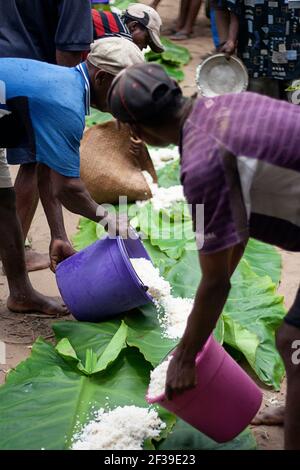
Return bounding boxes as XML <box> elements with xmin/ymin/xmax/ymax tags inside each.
<box><xmin>56</xmin><ymin>235</ymin><xmax>153</xmax><ymax>322</ymax></box>
<box><xmin>147</xmin><ymin>337</ymin><xmax>263</xmax><ymax>443</ymax></box>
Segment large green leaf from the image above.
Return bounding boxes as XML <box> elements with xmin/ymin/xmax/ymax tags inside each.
<box><xmin>166</xmin><ymin>249</ymin><xmax>285</xmax><ymax>388</ymax></box>
<box><xmin>52</xmin><ymin>320</ymin><xmax>121</xmax><ymax>363</ymax></box>
<box><xmin>244</xmin><ymin>239</ymin><xmax>281</xmax><ymax>285</ymax></box>
<box><xmin>145</xmin><ymin>37</ymin><xmax>191</xmax><ymax>67</ymax></box>
<box><xmin>125</xmin><ymin>304</ymin><xmax>177</xmax><ymax>367</ymax></box>
<box><xmin>0</xmin><ymin>336</ymin><xmax>174</xmax><ymax>450</ymax></box>
<box><xmin>157</xmin><ymin>419</ymin><xmax>256</xmax><ymax>450</ymax></box>
<box><xmin>223</xmin><ymin>260</ymin><xmax>285</xmax><ymax>389</ymax></box>
<box><xmin>85</xmin><ymin>108</ymin><xmax>113</xmax><ymax>128</ymax></box>
<box><xmin>72</xmin><ymin>217</ymin><xmax>102</xmax><ymax>251</ymax></box>
<box><xmin>54</xmin><ymin>322</ymin><xmax>128</xmax><ymax>375</ymax></box>
<box><xmin>157</xmin><ymin>159</ymin><xmax>181</xmax><ymax>188</ymax></box>
<box><xmin>159</xmin><ymin>61</ymin><xmax>185</xmax><ymax>82</ymax></box>
<box><xmin>135</xmin><ymin>203</ymin><xmax>194</xmax><ymax>260</ymax></box>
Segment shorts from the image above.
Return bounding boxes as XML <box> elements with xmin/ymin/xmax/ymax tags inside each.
<box><xmin>285</xmin><ymin>288</ymin><xmax>300</xmax><ymax>329</ymax></box>
<box><xmin>7</xmin><ymin>146</ymin><xmax>36</xmax><ymax>165</ymax></box>
<box><xmin>0</xmin><ymin>148</ymin><xmax>12</xmax><ymax>188</ymax></box>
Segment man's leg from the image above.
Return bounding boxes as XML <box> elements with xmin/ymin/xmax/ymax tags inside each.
<box><xmin>172</xmin><ymin>0</ymin><xmax>202</xmax><ymax>38</ymax></box>
<box><xmin>276</xmin><ymin>290</ymin><xmax>300</xmax><ymax>450</ymax></box>
<box><xmin>253</xmin><ymin>288</ymin><xmax>300</xmax><ymax>448</ymax></box>
<box><xmin>13</xmin><ymin>162</ymin><xmax>49</xmax><ymax>271</ymax></box>
<box><xmin>0</xmin><ymin>187</ymin><xmax>69</xmax><ymax>316</ymax></box>
<box><xmin>176</xmin><ymin>0</ymin><xmax>190</xmax><ymax>31</ymax></box>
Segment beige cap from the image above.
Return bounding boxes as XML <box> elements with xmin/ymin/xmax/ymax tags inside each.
<box><xmin>87</xmin><ymin>36</ymin><xmax>144</xmax><ymax>75</ymax></box>
<box><xmin>124</xmin><ymin>4</ymin><xmax>164</xmax><ymax>53</ymax></box>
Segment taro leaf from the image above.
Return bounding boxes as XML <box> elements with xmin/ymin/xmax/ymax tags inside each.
<box><xmin>145</xmin><ymin>37</ymin><xmax>191</xmax><ymax>67</ymax></box>
<box><xmin>142</xmin><ymin>239</ymin><xmax>177</xmax><ymax>275</ymax></box>
<box><xmin>0</xmin><ymin>338</ymin><xmax>174</xmax><ymax>450</ymax></box>
<box><xmin>157</xmin><ymin>159</ymin><xmax>181</xmax><ymax>188</ymax></box>
<box><xmin>157</xmin><ymin>419</ymin><xmax>256</xmax><ymax>450</ymax></box>
<box><xmin>55</xmin><ymin>338</ymin><xmax>82</xmax><ymax>369</ymax></box>
<box><xmin>93</xmin><ymin>321</ymin><xmax>128</xmax><ymax>373</ymax></box>
<box><xmin>72</xmin><ymin>217</ymin><xmax>100</xmax><ymax>251</ymax></box>
<box><xmin>136</xmin><ymin>203</ymin><xmax>194</xmax><ymax>260</ymax></box>
<box><xmin>52</xmin><ymin>320</ymin><xmax>121</xmax><ymax>364</ymax></box>
<box><xmin>85</xmin><ymin>108</ymin><xmax>113</xmax><ymax>128</ymax></box>
<box><xmin>161</xmin><ymin>37</ymin><xmax>191</xmax><ymax>65</ymax></box>
<box><xmin>125</xmin><ymin>304</ymin><xmax>177</xmax><ymax>367</ymax></box>
<box><xmin>110</xmin><ymin>0</ymin><xmax>133</xmax><ymax>10</ymax></box>
<box><xmin>159</xmin><ymin>61</ymin><xmax>185</xmax><ymax>82</ymax></box>
<box><xmin>54</xmin><ymin>322</ymin><xmax>128</xmax><ymax>375</ymax></box>
<box><xmin>243</xmin><ymin>239</ymin><xmax>281</xmax><ymax>285</ymax></box>
<box><xmin>223</xmin><ymin>260</ymin><xmax>285</xmax><ymax>389</ymax></box>
<box><xmin>166</xmin><ymin>248</ymin><xmax>285</xmax><ymax>388</ymax></box>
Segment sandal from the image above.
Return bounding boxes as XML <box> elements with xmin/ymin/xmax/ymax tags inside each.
<box><xmin>170</xmin><ymin>31</ymin><xmax>192</xmax><ymax>41</ymax></box>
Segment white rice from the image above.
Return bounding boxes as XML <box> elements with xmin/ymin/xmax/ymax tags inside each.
<box><xmin>72</xmin><ymin>406</ymin><xmax>166</xmax><ymax>450</ymax></box>
<box><xmin>130</xmin><ymin>258</ymin><xmax>193</xmax><ymax>339</ymax></box>
<box><xmin>147</xmin><ymin>357</ymin><xmax>172</xmax><ymax>399</ymax></box>
<box><xmin>130</xmin><ymin>257</ymin><xmax>171</xmax><ymax>300</ymax></box>
<box><xmin>140</xmin><ymin>171</ymin><xmax>185</xmax><ymax>211</ymax></box>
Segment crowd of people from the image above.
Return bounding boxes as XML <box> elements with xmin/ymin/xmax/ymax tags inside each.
<box><xmin>1</xmin><ymin>0</ymin><xmax>300</xmax><ymax>451</ymax></box>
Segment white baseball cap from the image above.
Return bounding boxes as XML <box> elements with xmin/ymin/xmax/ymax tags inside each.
<box><xmin>87</xmin><ymin>36</ymin><xmax>144</xmax><ymax>75</ymax></box>
<box><xmin>123</xmin><ymin>3</ymin><xmax>164</xmax><ymax>53</ymax></box>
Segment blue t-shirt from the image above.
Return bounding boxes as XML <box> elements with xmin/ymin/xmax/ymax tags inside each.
<box><xmin>0</xmin><ymin>58</ymin><xmax>88</xmax><ymax>177</ymax></box>
<box><xmin>0</xmin><ymin>0</ymin><xmax>92</xmax><ymax>63</ymax></box>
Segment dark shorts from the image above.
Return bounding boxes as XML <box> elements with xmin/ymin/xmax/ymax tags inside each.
<box><xmin>7</xmin><ymin>147</ymin><xmax>36</xmax><ymax>165</ymax></box>
<box><xmin>5</xmin><ymin>97</ymin><xmax>36</xmax><ymax>166</ymax></box>
<box><xmin>285</xmin><ymin>288</ymin><xmax>300</xmax><ymax>329</ymax></box>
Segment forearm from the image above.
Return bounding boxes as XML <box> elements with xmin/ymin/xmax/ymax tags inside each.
<box><xmin>37</xmin><ymin>164</ymin><xmax>68</xmax><ymax>241</ymax></box>
<box><xmin>52</xmin><ymin>173</ymin><xmax>107</xmax><ymax>223</ymax></box>
<box><xmin>227</xmin><ymin>12</ymin><xmax>239</xmax><ymax>43</ymax></box>
<box><xmin>177</xmin><ymin>278</ymin><xmax>231</xmax><ymax>361</ymax></box>
<box><xmin>56</xmin><ymin>49</ymin><xmax>84</xmax><ymax>67</ymax></box>
<box><xmin>215</xmin><ymin>9</ymin><xmax>230</xmax><ymax>44</ymax></box>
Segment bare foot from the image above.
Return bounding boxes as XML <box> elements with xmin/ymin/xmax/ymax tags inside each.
<box><xmin>7</xmin><ymin>290</ymin><xmax>70</xmax><ymax>317</ymax></box>
<box><xmin>25</xmin><ymin>248</ymin><xmax>50</xmax><ymax>272</ymax></box>
<box><xmin>252</xmin><ymin>406</ymin><xmax>285</xmax><ymax>426</ymax></box>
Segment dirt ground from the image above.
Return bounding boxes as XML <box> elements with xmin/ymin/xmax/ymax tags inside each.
<box><xmin>0</xmin><ymin>0</ymin><xmax>299</xmax><ymax>451</ymax></box>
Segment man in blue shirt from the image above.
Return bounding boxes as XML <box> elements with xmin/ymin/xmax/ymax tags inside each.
<box><xmin>0</xmin><ymin>0</ymin><xmax>93</xmax><ymax>272</ymax></box>
<box><xmin>0</xmin><ymin>84</ymin><xmax>68</xmax><ymax>316</ymax></box>
<box><xmin>0</xmin><ymin>36</ymin><xmax>144</xmax><ymax>273</ymax></box>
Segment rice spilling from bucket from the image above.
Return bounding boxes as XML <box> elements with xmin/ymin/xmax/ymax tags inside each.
<box><xmin>130</xmin><ymin>257</ymin><xmax>193</xmax><ymax>339</ymax></box>
<box><xmin>72</xmin><ymin>406</ymin><xmax>166</xmax><ymax>450</ymax></box>
<box><xmin>141</xmin><ymin>171</ymin><xmax>185</xmax><ymax>211</ymax></box>
<box><xmin>147</xmin><ymin>356</ymin><xmax>172</xmax><ymax>400</ymax></box>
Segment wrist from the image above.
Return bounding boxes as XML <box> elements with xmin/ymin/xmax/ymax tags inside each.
<box><xmin>50</xmin><ymin>232</ymin><xmax>68</xmax><ymax>242</ymax></box>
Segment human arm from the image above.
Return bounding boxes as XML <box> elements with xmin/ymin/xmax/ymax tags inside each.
<box><xmin>37</xmin><ymin>164</ymin><xmax>75</xmax><ymax>272</ymax></box>
<box><xmin>165</xmin><ymin>241</ymin><xmax>246</xmax><ymax>399</ymax></box>
<box><xmin>56</xmin><ymin>50</ymin><xmax>84</xmax><ymax>67</ymax></box>
<box><xmin>218</xmin><ymin>11</ymin><xmax>239</xmax><ymax>57</ymax></box>
<box><xmin>55</xmin><ymin>0</ymin><xmax>93</xmax><ymax>66</ymax></box>
<box><xmin>51</xmin><ymin>171</ymin><xmax>130</xmax><ymax>237</ymax></box>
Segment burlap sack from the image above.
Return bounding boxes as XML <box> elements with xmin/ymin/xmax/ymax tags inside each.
<box><xmin>80</xmin><ymin>121</ymin><xmax>157</xmax><ymax>204</ymax></box>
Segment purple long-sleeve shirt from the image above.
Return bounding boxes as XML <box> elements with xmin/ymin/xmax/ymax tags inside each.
<box><xmin>181</xmin><ymin>92</ymin><xmax>300</xmax><ymax>253</ymax></box>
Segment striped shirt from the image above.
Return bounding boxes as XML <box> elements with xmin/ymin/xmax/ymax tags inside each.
<box><xmin>181</xmin><ymin>93</ymin><xmax>300</xmax><ymax>253</ymax></box>
<box><xmin>92</xmin><ymin>9</ymin><xmax>132</xmax><ymax>42</ymax></box>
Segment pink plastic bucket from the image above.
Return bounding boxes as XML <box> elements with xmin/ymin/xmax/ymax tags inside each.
<box><xmin>147</xmin><ymin>336</ymin><xmax>262</xmax><ymax>443</ymax></box>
